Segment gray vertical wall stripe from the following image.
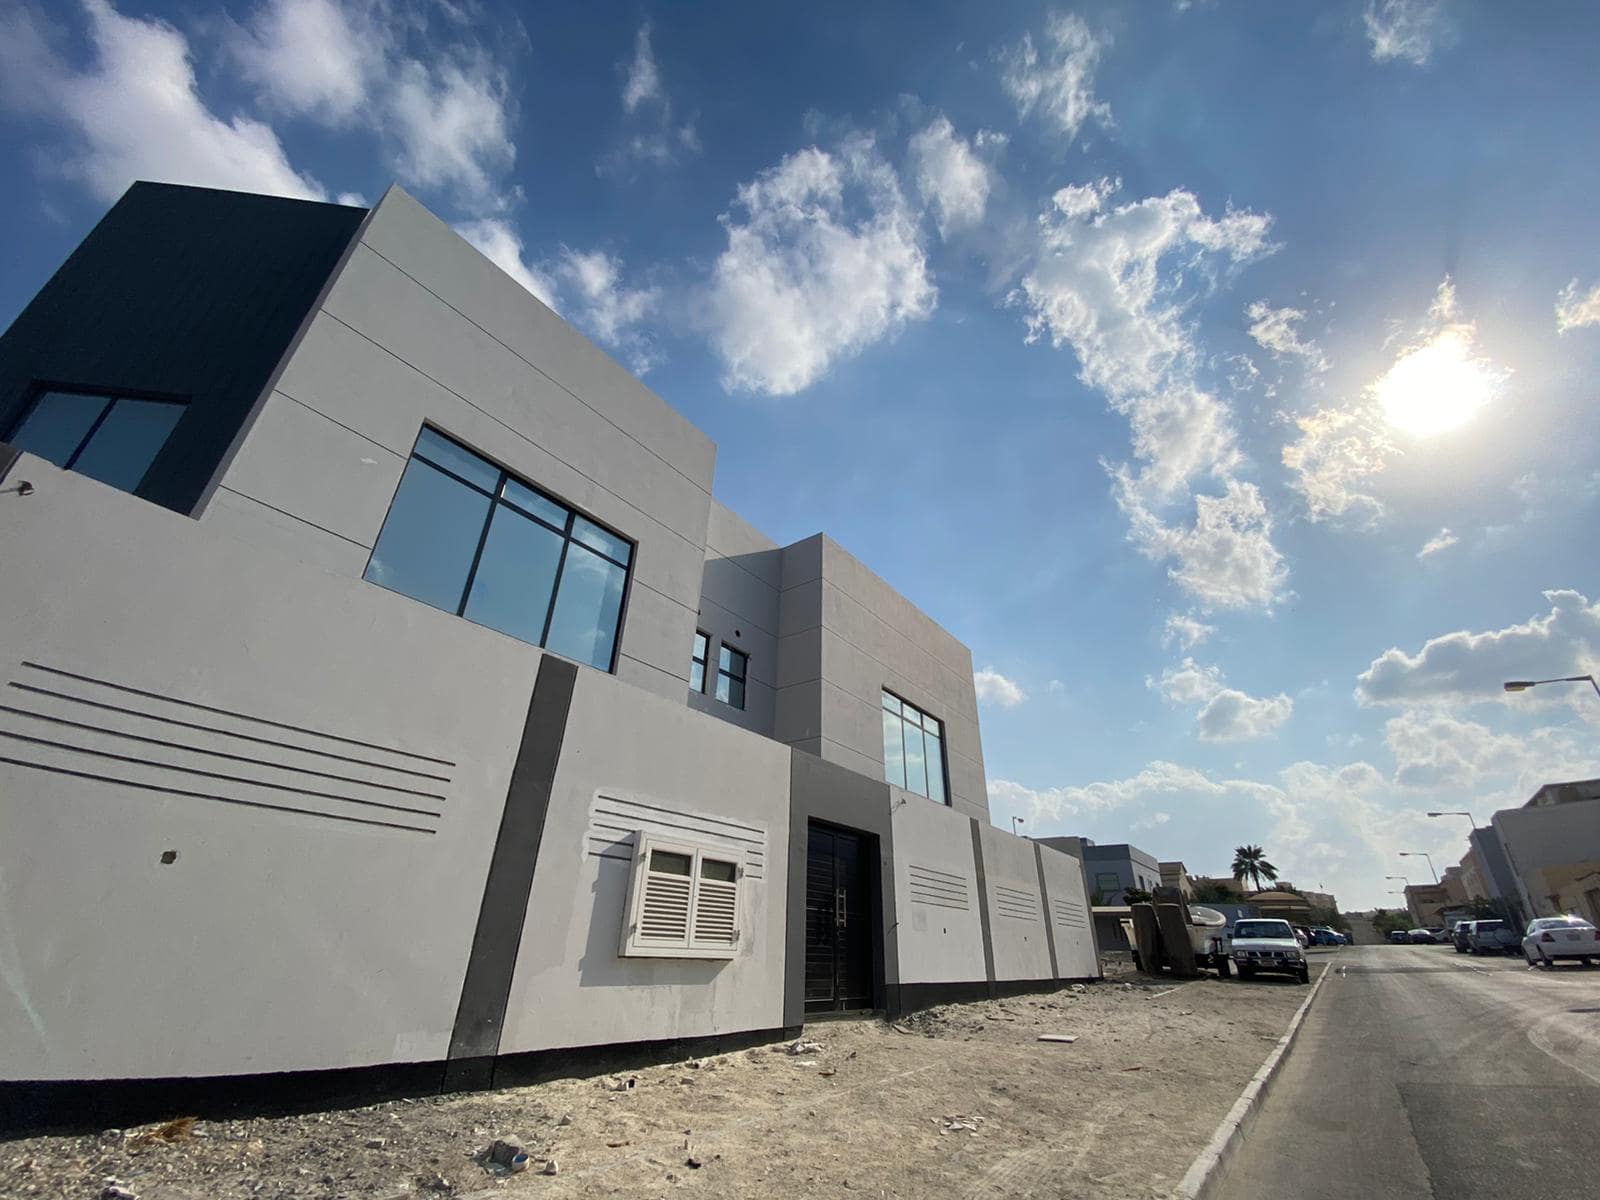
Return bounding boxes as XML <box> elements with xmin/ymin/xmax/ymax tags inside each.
<box><xmin>0</xmin><ymin>442</ymin><xmax>19</xmax><ymax>486</ymax></box>
<box><xmin>968</xmin><ymin>818</ymin><xmax>997</xmax><ymax>991</ymax></box>
<box><xmin>1033</xmin><ymin>841</ymin><xmax>1060</xmax><ymax>980</ymax></box>
<box><xmin>445</xmin><ymin>655</ymin><xmax>577</xmax><ymax>1081</ymax></box>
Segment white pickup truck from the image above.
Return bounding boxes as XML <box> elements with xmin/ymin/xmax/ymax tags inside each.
<box><xmin>1229</xmin><ymin>918</ymin><xmax>1311</xmax><ymax>984</ymax></box>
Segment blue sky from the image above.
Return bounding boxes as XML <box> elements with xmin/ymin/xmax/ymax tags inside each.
<box><xmin>3</xmin><ymin>0</ymin><xmax>1599</xmax><ymax>908</ymax></box>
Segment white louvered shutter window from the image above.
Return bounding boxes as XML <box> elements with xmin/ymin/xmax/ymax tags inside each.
<box><xmin>690</xmin><ymin>857</ymin><xmax>740</xmax><ymax>952</ymax></box>
<box><xmin>620</xmin><ymin>835</ymin><xmax>743</xmax><ymax>960</ymax></box>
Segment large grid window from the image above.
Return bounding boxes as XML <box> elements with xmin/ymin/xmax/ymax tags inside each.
<box><xmin>689</xmin><ymin>631</ymin><xmax>710</xmax><ymax>693</ymax></box>
<box><xmin>7</xmin><ymin>388</ymin><xmax>184</xmax><ymax>495</ymax></box>
<box><xmin>882</xmin><ymin>690</ymin><xmax>947</xmax><ymax>803</ymax></box>
<box><xmin>364</xmin><ymin>427</ymin><xmax>633</xmax><ymax>671</ymax></box>
<box><xmin>715</xmin><ymin>644</ymin><xmax>748</xmax><ymax>710</ymax></box>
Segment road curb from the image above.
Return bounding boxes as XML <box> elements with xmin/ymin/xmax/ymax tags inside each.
<box><xmin>1173</xmin><ymin>960</ymin><xmax>1333</xmax><ymax>1200</ymax></box>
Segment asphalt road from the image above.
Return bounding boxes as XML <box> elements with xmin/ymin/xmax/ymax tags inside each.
<box><xmin>1211</xmin><ymin>942</ymin><xmax>1600</xmax><ymax>1200</ymax></box>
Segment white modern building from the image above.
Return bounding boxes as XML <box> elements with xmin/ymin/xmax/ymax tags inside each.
<box><xmin>0</xmin><ymin>182</ymin><xmax>1098</xmax><ymax>1126</ymax></box>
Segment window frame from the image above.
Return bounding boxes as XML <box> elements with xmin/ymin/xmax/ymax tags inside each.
<box><xmin>689</xmin><ymin>630</ymin><xmax>711</xmax><ymax>694</ymax></box>
<box><xmin>6</xmin><ymin>383</ymin><xmax>187</xmax><ymax>494</ymax></box>
<box><xmin>880</xmin><ymin>688</ymin><xmax>950</xmax><ymax>804</ymax></box>
<box><xmin>363</xmin><ymin>425</ymin><xmax>635</xmax><ymax>673</ymax></box>
<box><xmin>715</xmin><ymin>642</ymin><xmax>749</xmax><ymax>710</ymax></box>
<box><xmin>619</xmin><ymin>832</ymin><xmax>744</xmax><ymax>960</ymax></box>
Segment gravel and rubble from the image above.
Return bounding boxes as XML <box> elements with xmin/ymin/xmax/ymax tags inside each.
<box><xmin>2</xmin><ymin>964</ymin><xmax>1313</xmax><ymax>1200</ymax></box>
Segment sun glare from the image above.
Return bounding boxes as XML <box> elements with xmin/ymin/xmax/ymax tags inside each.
<box><xmin>1373</xmin><ymin>329</ymin><xmax>1497</xmax><ymax>436</ymax></box>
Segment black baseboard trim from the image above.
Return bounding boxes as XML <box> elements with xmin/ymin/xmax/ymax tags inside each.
<box><xmin>894</xmin><ymin>976</ymin><xmax>1098</xmax><ymax>1015</ymax></box>
<box><xmin>0</xmin><ymin>1025</ymin><xmax>802</xmax><ymax>1138</ymax></box>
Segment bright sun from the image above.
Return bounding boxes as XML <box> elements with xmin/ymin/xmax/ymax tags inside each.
<box><xmin>1373</xmin><ymin>329</ymin><xmax>1497</xmax><ymax>436</ymax></box>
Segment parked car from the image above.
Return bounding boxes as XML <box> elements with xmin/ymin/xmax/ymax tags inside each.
<box><xmin>1466</xmin><ymin>919</ymin><xmax>1520</xmax><ymax>955</ymax></box>
<box><xmin>1230</xmin><ymin>918</ymin><xmax>1311</xmax><ymax>983</ymax></box>
<box><xmin>1388</xmin><ymin>929</ymin><xmax>1409</xmax><ymax>944</ymax></box>
<box><xmin>1427</xmin><ymin>927</ymin><xmax>1448</xmax><ymax>942</ymax></box>
<box><xmin>1291</xmin><ymin>925</ymin><xmax>1312</xmax><ymax>947</ymax></box>
<box><xmin>1408</xmin><ymin>928</ymin><xmax>1436</xmax><ymax>944</ymax></box>
<box><xmin>1309</xmin><ymin>928</ymin><xmax>1345</xmax><ymax>946</ymax></box>
<box><xmin>1451</xmin><ymin>921</ymin><xmax>1472</xmax><ymax>953</ymax></box>
<box><xmin>1522</xmin><ymin>916</ymin><xmax>1600</xmax><ymax>969</ymax></box>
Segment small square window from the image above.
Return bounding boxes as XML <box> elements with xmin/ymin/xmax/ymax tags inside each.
<box><xmin>715</xmin><ymin>644</ymin><xmax>748</xmax><ymax>710</ymax></box>
<box><xmin>689</xmin><ymin>631</ymin><xmax>710</xmax><ymax>694</ymax></box>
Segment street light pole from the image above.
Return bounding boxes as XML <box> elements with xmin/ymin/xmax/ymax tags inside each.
<box><xmin>1386</xmin><ymin>875</ymin><xmax>1409</xmax><ymax>887</ymax></box>
<box><xmin>1399</xmin><ymin>851</ymin><xmax>1438</xmax><ymax>883</ymax></box>
<box><xmin>1503</xmin><ymin>674</ymin><xmax>1600</xmax><ymax>701</ymax></box>
<box><xmin>1427</xmin><ymin>810</ymin><xmax>1480</xmax><ymax>830</ymax></box>
<box><xmin>1011</xmin><ymin>816</ymin><xmax>1025</xmax><ymax>837</ymax></box>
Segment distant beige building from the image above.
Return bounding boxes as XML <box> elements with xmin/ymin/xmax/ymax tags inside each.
<box><xmin>1159</xmin><ymin>861</ymin><xmax>1195</xmax><ymax>901</ymax></box>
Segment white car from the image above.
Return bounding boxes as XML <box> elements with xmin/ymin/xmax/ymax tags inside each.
<box><xmin>1522</xmin><ymin>916</ymin><xmax>1600</xmax><ymax>969</ymax></box>
<box><xmin>1229</xmin><ymin>918</ymin><xmax>1311</xmax><ymax>984</ymax></box>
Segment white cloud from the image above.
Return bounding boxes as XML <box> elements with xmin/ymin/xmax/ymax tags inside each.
<box><xmin>1118</xmin><ymin>477</ymin><xmax>1288</xmax><ymax>612</ymax></box>
<box><xmin>457</xmin><ymin>218</ymin><xmax>559</xmax><ymax>309</ymax></box>
<box><xmin>0</xmin><ymin>0</ymin><xmax>325</xmax><ymax>203</ymax></box>
<box><xmin>387</xmin><ymin>56</ymin><xmax>514</xmax><ymax>208</ymax></box>
<box><xmin>556</xmin><ymin>248</ymin><xmax>661</xmax><ymax>372</ymax></box>
<box><xmin>605</xmin><ymin>21</ymin><xmax>698</xmax><ymax>172</ymax></box>
<box><xmin>1555</xmin><ymin>278</ymin><xmax>1600</xmax><ymax>333</ymax></box>
<box><xmin>1162</xmin><ymin>613</ymin><xmax>1216</xmax><ymax>652</ymax></box>
<box><xmin>974</xmin><ymin>667</ymin><xmax>1027</xmax><ymax>708</ymax></box>
<box><xmin>908</xmin><ymin>116</ymin><xmax>992</xmax><ymax>239</ymax></box>
<box><xmin>705</xmin><ymin>136</ymin><xmax>935</xmax><ymax>395</ymax></box>
<box><xmin>989</xmin><ymin>761</ymin><xmax>1275</xmax><ymax>822</ymax></box>
<box><xmin>621</xmin><ymin>23</ymin><xmax>662</xmax><ymax>113</ymax></box>
<box><xmin>1416</xmin><ymin>528</ymin><xmax>1458</xmax><ymax>559</ymax></box>
<box><xmin>1245</xmin><ymin>300</ymin><xmax>1328</xmax><ymax>372</ymax></box>
<box><xmin>1156</xmin><ymin>658</ymin><xmax>1293</xmax><ymax>742</ymax></box>
<box><xmin>1010</xmin><ymin>177</ymin><xmax>1283</xmax><ymax>611</ymax></box>
<box><xmin>1356</xmin><ymin>589</ymin><xmax>1600</xmax><ymax>707</ymax></box>
<box><xmin>231</xmin><ymin>0</ymin><xmax>376</xmax><ymax>125</ymax></box>
<box><xmin>1130</xmin><ymin>811</ymin><xmax>1172</xmax><ymax>833</ymax></box>
<box><xmin>1383</xmin><ymin>708</ymin><xmax>1596</xmax><ymax>792</ymax></box>
<box><xmin>1364</xmin><ymin>0</ymin><xmax>1448</xmax><ymax>66</ymax></box>
<box><xmin>999</xmin><ymin>12</ymin><xmax>1113</xmax><ymax>143</ymax></box>
<box><xmin>1282</xmin><ymin>278</ymin><xmax>1502</xmax><ymax>525</ymax></box>
<box><xmin>1280</xmin><ymin>404</ymin><xmax>1393</xmax><ymax>526</ymax></box>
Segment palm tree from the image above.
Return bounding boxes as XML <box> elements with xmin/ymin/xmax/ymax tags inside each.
<box><xmin>1231</xmin><ymin>845</ymin><xmax>1279</xmax><ymax>892</ymax></box>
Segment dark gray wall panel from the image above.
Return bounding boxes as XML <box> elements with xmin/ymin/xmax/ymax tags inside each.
<box><xmin>0</xmin><ymin>183</ymin><xmax>365</xmax><ymax>515</ymax></box>
<box><xmin>445</xmin><ymin>655</ymin><xmax>577</xmax><ymax>1087</ymax></box>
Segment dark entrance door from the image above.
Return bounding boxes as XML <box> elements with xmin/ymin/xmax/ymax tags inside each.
<box><xmin>805</xmin><ymin>822</ymin><xmax>875</xmax><ymax>1013</ymax></box>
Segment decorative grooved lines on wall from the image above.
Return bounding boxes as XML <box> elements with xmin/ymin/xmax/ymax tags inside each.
<box><xmin>908</xmin><ymin>862</ymin><xmax>970</xmax><ymax>911</ymax></box>
<box><xmin>1052</xmin><ymin>897</ymin><xmax>1089</xmax><ymax>929</ymax></box>
<box><xmin>587</xmin><ymin>792</ymin><xmax>767</xmax><ymax>879</ymax></box>
<box><xmin>0</xmin><ymin>661</ymin><xmax>452</xmax><ymax>834</ymax></box>
<box><xmin>994</xmin><ymin>882</ymin><xmax>1040</xmax><ymax>922</ymax></box>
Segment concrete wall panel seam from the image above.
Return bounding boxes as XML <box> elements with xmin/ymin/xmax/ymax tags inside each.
<box><xmin>969</xmin><ymin>818</ymin><xmax>997</xmax><ymax>992</ymax></box>
<box><xmin>355</xmin><ymin>244</ymin><xmax>713</xmax><ymax>502</ymax></box>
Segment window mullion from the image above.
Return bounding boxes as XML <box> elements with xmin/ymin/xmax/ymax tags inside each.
<box><xmin>64</xmin><ymin>396</ymin><xmax>119</xmax><ymax>470</ymax></box>
<box><xmin>538</xmin><ymin>535</ymin><xmax>573</xmax><ymax>648</ymax></box>
<box><xmin>455</xmin><ymin>490</ymin><xmax>503</xmax><ymax>617</ymax></box>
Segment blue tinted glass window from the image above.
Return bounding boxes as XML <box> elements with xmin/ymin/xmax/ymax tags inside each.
<box><xmin>461</xmin><ymin>506</ymin><xmax>563</xmax><ymax>644</ymax></box>
<box><xmin>544</xmin><ymin>543</ymin><xmax>627</xmax><ymax>670</ymax></box>
<box><xmin>501</xmin><ymin>477</ymin><xmax>569</xmax><ymax>529</ymax></box>
<box><xmin>924</xmin><ymin>727</ymin><xmax>946</xmax><ymax>803</ymax></box>
<box><xmin>572</xmin><ymin>515</ymin><xmax>632</xmax><ymax>566</ymax></box>
<box><xmin>9</xmin><ymin>391</ymin><xmax>109</xmax><ymax>467</ymax></box>
<box><xmin>413</xmin><ymin>427</ymin><xmax>500</xmax><ymax>492</ymax></box>
<box><xmin>882</xmin><ymin>707</ymin><xmax>906</xmax><ymax>789</ymax></box>
<box><xmin>690</xmin><ymin>631</ymin><xmax>709</xmax><ymax>692</ymax></box>
<box><xmin>882</xmin><ymin>689</ymin><xmax>947</xmax><ymax>803</ymax></box>
<box><xmin>713</xmin><ymin>644</ymin><xmax>748</xmax><ymax>710</ymax></box>
<box><xmin>8</xmin><ymin>390</ymin><xmax>184</xmax><ymax>496</ymax></box>
<box><xmin>72</xmin><ymin>398</ymin><xmax>184</xmax><ymax>492</ymax></box>
<box><xmin>364</xmin><ymin>458</ymin><xmax>491</xmax><ymax>613</ymax></box>
<box><xmin>366</xmin><ymin>427</ymin><xmax>634</xmax><ymax>671</ymax></box>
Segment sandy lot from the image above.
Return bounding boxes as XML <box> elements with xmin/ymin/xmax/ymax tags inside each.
<box><xmin>2</xmin><ymin>964</ymin><xmax>1318</xmax><ymax>1200</ymax></box>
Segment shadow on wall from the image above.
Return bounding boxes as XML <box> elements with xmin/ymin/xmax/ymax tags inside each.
<box><xmin>576</xmin><ymin>856</ymin><xmax>729</xmax><ymax>989</ymax></box>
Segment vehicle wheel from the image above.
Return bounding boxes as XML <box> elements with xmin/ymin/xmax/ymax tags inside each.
<box><xmin>1525</xmin><ymin>950</ymin><xmax>1537</xmax><ymax>967</ymax></box>
<box><xmin>1454</xmin><ymin>945</ymin><xmax>1466</xmax><ymax>953</ymax></box>
<box><xmin>1540</xmin><ymin>951</ymin><xmax>1555</xmax><ymax>970</ymax></box>
<box><xmin>1217</xmin><ymin>958</ymin><xmax>1232</xmax><ymax>979</ymax></box>
<box><xmin>1583</xmin><ymin>957</ymin><xmax>1593</xmax><ymax>968</ymax></box>
<box><xmin>1238</xmin><ymin>965</ymin><xmax>1255</xmax><ymax>980</ymax></box>
<box><xmin>1297</xmin><ymin>968</ymin><xmax>1310</xmax><ymax>985</ymax></box>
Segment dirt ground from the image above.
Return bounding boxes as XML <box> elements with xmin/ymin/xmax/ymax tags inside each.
<box><xmin>2</xmin><ymin>964</ymin><xmax>1319</xmax><ymax>1200</ymax></box>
